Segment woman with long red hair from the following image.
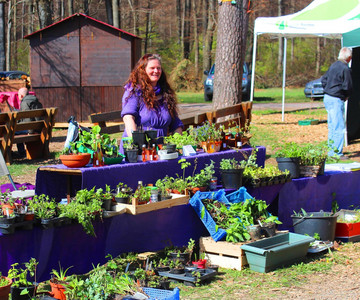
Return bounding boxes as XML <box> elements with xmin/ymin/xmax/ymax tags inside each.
<box><xmin>120</xmin><ymin>54</ymin><xmax>183</xmax><ymax>152</ymax></box>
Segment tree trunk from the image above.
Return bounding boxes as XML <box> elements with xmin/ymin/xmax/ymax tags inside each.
<box><xmin>0</xmin><ymin>1</ymin><xmax>5</xmax><ymax>71</ymax></box>
<box><xmin>83</xmin><ymin>0</ymin><xmax>89</xmax><ymax>15</ymax></box>
<box><xmin>67</xmin><ymin>0</ymin><xmax>73</xmax><ymax>15</ymax></box>
<box><xmin>183</xmin><ymin>0</ymin><xmax>191</xmax><ymax>59</ymax></box>
<box><xmin>37</xmin><ymin>0</ymin><xmax>52</xmax><ymax>28</ymax></box>
<box><xmin>192</xmin><ymin>0</ymin><xmax>199</xmax><ymax>76</ymax></box>
<box><xmin>213</xmin><ymin>0</ymin><xmax>249</xmax><ymax>109</ymax></box>
<box><xmin>315</xmin><ymin>38</ymin><xmax>321</xmax><ymax>76</ymax></box>
<box><xmin>105</xmin><ymin>0</ymin><xmax>113</xmax><ymax>25</ymax></box>
<box><xmin>13</xmin><ymin>0</ymin><xmax>17</xmax><ymax>67</ymax></box>
<box><xmin>202</xmin><ymin>0</ymin><xmax>216</xmax><ymax>74</ymax></box>
<box><xmin>28</xmin><ymin>0</ymin><xmax>34</xmax><ymax>35</ymax></box>
<box><xmin>112</xmin><ymin>0</ymin><xmax>119</xmax><ymax>28</ymax></box>
<box><xmin>144</xmin><ymin>0</ymin><xmax>151</xmax><ymax>53</ymax></box>
<box><xmin>6</xmin><ymin>0</ymin><xmax>11</xmax><ymax>70</ymax></box>
<box><xmin>176</xmin><ymin>0</ymin><xmax>181</xmax><ymax>44</ymax></box>
<box><xmin>277</xmin><ymin>0</ymin><xmax>284</xmax><ymax>73</ymax></box>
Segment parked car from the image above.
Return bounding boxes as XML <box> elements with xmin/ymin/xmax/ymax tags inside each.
<box><xmin>0</xmin><ymin>70</ymin><xmax>29</xmax><ymax>80</ymax></box>
<box><xmin>304</xmin><ymin>77</ymin><xmax>324</xmax><ymax>100</ymax></box>
<box><xmin>203</xmin><ymin>63</ymin><xmax>251</xmax><ymax>102</ymax></box>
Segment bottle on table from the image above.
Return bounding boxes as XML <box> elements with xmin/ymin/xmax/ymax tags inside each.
<box><xmin>142</xmin><ymin>144</ymin><xmax>147</xmax><ymax>162</ymax></box>
<box><xmin>234</xmin><ymin>126</ymin><xmax>242</xmax><ymax>149</ymax></box>
<box><xmin>152</xmin><ymin>144</ymin><xmax>158</xmax><ymax>161</ymax></box>
<box><xmin>93</xmin><ymin>141</ymin><xmax>99</xmax><ymax>167</ymax></box>
<box><xmin>220</xmin><ymin>125</ymin><xmax>227</xmax><ymax>151</ymax></box>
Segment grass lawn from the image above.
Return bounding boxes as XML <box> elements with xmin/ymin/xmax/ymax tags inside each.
<box><xmin>177</xmin><ymin>87</ymin><xmax>309</xmax><ymax>104</ymax></box>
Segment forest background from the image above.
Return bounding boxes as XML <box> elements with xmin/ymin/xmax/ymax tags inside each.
<box><xmin>0</xmin><ymin>0</ymin><xmax>341</xmax><ymax>91</ymax></box>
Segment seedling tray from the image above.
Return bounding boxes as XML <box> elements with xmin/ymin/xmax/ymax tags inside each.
<box><xmin>157</xmin><ymin>268</ymin><xmax>216</xmax><ymax>286</ymax></box>
<box><xmin>0</xmin><ymin>220</ymin><xmax>35</xmax><ymax>234</ymax></box>
<box><xmin>40</xmin><ymin>217</ymin><xmax>72</xmax><ymax>229</ymax></box>
<box><xmin>298</xmin><ymin>119</ymin><xmax>319</xmax><ymax>126</ymax></box>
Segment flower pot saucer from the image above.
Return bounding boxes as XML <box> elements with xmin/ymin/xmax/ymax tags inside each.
<box><xmin>307</xmin><ymin>240</ymin><xmax>334</xmax><ymax>253</ymax></box>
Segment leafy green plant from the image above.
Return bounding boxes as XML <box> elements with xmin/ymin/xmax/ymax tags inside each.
<box><xmin>187</xmin><ymin>159</ymin><xmax>215</xmax><ymax>188</ymax></box>
<box><xmin>59</xmin><ymin>187</ymin><xmax>103</xmax><ymax>236</ymax></box>
<box><xmin>274</xmin><ymin>142</ymin><xmax>303</xmax><ymax>158</ymax></box>
<box><xmin>7</xmin><ymin>258</ymin><xmax>38</xmax><ymax>288</ymax></box>
<box><xmin>51</xmin><ymin>263</ymin><xmax>73</xmax><ymax>282</ymax></box>
<box><xmin>27</xmin><ymin>194</ymin><xmax>58</xmax><ymax>219</ymax></box>
<box><xmin>133</xmin><ymin>186</ymin><xmax>151</xmax><ymax>204</ymax></box>
<box><xmin>164</xmin><ymin>130</ymin><xmax>197</xmax><ymax>148</ymax></box>
<box><xmin>219</xmin><ymin>158</ymin><xmax>246</xmax><ymax>170</ymax></box>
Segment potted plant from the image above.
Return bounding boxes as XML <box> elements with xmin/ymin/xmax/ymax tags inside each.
<box><xmin>193</xmin><ymin>121</ymin><xmax>222</xmax><ymax>153</ymax></box>
<box><xmin>7</xmin><ymin>258</ymin><xmax>38</xmax><ymax>300</ymax></box>
<box><xmin>154</xmin><ymin>258</ymin><xmax>170</xmax><ymax>273</ymax></box>
<box><xmin>1</xmin><ymin>191</ymin><xmax>16</xmax><ymax>216</ymax></box>
<box><xmin>297</xmin><ymin>142</ymin><xmax>329</xmax><ymax>177</ymax></box>
<box><xmin>0</xmin><ymin>212</ymin><xmax>16</xmax><ymax>225</ymax></box>
<box><xmin>155</xmin><ymin>177</ymin><xmax>172</xmax><ymax>201</ymax></box>
<box><xmin>219</xmin><ymin>158</ymin><xmax>247</xmax><ymax>189</ymax></box>
<box><xmin>114</xmin><ymin>182</ymin><xmax>132</xmax><ymax>204</ymax></box>
<box><xmin>49</xmin><ymin>264</ymin><xmax>73</xmax><ymax>300</ymax></box>
<box><xmin>59</xmin><ymin>187</ymin><xmax>103</xmax><ymax>236</ymax></box>
<box><xmin>291</xmin><ymin>208</ymin><xmax>338</xmax><ymax>241</ymax></box>
<box><xmin>164</xmin><ymin>130</ymin><xmax>197</xmax><ymax>154</ymax></box>
<box><xmin>0</xmin><ymin>272</ymin><xmax>12</xmax><ymax>300</ymax></box>
<box><xmin>96</xmin><ymin>185</ymin><xmax>113</xmax><ymax>211</ymax></box>
<box><xmin>274</xmin><ymin>142</ymin><xmax>302</xmax><ymax>179</ymax></box>
<box><xmin>123</xmin><ymin>139</ymin><xmax>139</xmax><ymax>163</ymax></box>
<box><xmin>27</xmin><ymin>194</ymin><xmax>58</xmax><ymax>228</ymax></box>
<box><xmin>132</xmin><ymin>185</ymin><xmax>151</xmax><ymax>205</ymax></box>
<box><xmin>187</xmin><ymin>160</ymin><xmax>215</xmax><ymax>195</ymax></box>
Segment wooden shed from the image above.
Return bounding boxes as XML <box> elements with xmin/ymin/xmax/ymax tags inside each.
<box><xmin>25</xmin><ymin>13</ymin><xmax>141</xmax><ymax>123</ymax></box>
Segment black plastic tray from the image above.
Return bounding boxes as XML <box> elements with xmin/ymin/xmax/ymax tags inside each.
<box><xmin>40</xmin><ymin>217</ymin><xmax>72</xmax><ymax>229</ymax></box>
<box><xmin>0</xmin><ymin>220</ymin><xmax>35</xmax><ymax>234</ymax></box>
<box><xmin>157</xmin><ymin>268</ymin><xmax>216</xmax><ymax>285</ymax></box>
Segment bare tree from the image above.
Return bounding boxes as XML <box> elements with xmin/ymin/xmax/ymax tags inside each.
<box><xmin>36</xmin><ymin>0</ymin><xmax>52</xmax><ymax>28</ymax></box>
<box><xmin>203</xmin><ymin>0</ymin><xmax>216</xmax><ymax>73</ymax></box>
<box><xmin>0</xmin><ymin>1</ymin><xmax>5</xmax><ymax>71</ymax></box>
<box><xmin>213</xmin><ymin>0</ymin><xmax>250</xmax><ymax>109</ymax></box>
<box><xmin>112</xmin><ymin>0</ymin><xmax>119</xmax><ymax>28</ymax></box>
<box><xmin>67</xmin><ymin>0</ymin><xmax>73</xmax><ymax>15</ymax></box>
<box><xmin>6</xmin><ymin>0</ymin><xmax>12</xmax><ymax>70</ymax></box>
<box><xmin>192</xmin><ymin>0</ymin><xmax>199</xmax><ymax>75</ymax></box>
<box><xmin>144</xmin><ymin>0</ymin><xmax>151</xmax><ymax>53</ymax></box>
<box><xmin>105</xmin><ymin>0</ymin><xmax>113</xmax><ymax>25</ymax></box>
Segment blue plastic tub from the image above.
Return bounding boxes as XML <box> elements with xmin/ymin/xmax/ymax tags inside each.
<box><xmin>189</xmin><ymin>190</ymin><xmax>228</xmax><ymax>241</ymax></box>
<box><xmin>226</xmin><ymin>186</ymin><xmax>253</xmax><ymax>203</ymax></box>
<box><xmin>142</xmin><ymin>287</ymin><xmax>180</xmax><ymax>300</ymax></box>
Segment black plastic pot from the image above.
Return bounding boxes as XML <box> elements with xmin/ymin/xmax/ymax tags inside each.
<box><xmin>0</xmin><ymin>216</ymin><xmax>16</xmax><ymax>225</ymax></box>
<box><xmin>132</xmin><ymin>131</ymin><xmax>146</xmax><ymax>154</ymax></box>
<box><xmin>102</xmin><ymin>198</ymin><xmax>112</xmax><ymax>211</ymax></box>
<box><xmin>169</xmin><ymin>267</ymin><xmax>185</xmax><ymax>274</ymax></box>
<box><xmin>276</xmin><ymin>157</ymin><xmax>300</xmax><ymax>179</ymax></box>
<box><xmin>169</xmin><ymin>252</ymin><xmax>190</xmax><ymax>264</ymax></box>
<box><xmin>165</xmin><ymin>144</ymin><xmax>176</xmax><ymax>154</ymax></box>
<box><xmin>125</xmin><ymin>149</ymin><xmax>138</xmax><ymax>163</ymax></box>
<box><xmin>159</xmin><ymin>279</ymin><xmax>170</xmax><ymax>290</ymax></box>
<box><xmin>11</xmin><ymin>284</ymin><xmax>37</xmax><ymax>300</ymax></box>
<box><xmin>220</xmin><ymin>168</ymin><xmax>244</xmax><ymax>189</ymax></box>
<box><xmin>145</xmin><ymin>130</ymin><xmax>158</xmax><ymax>146</ymax></box>
<box><xmin>260</xmin><ymin>222</ymin><xmax>276</xmax><ymax>237</ymax></box>
<box><xmin>246</xmin><ymin>224</ymin><xmax>262</xmax><ymax>241</ymax></box>
<box><xmin>291</xmin><ymin>212</ymin><xmax>338</xmax><ymax>241</ymax></box>
<box><xmin>115</xmin><ymin>196</ymin><xmax>129</xmax><ymax>204</ymax></box>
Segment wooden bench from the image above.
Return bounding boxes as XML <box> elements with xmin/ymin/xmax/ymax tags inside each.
<box><xmin>0</xmin><ymin>108</ymin><xmax>58</xmax><ymax>164</ymax></box>
<box><xmin>88</xmin><ymin>102</ymin><xmax>253</xmax><ymax>135</ymax></box>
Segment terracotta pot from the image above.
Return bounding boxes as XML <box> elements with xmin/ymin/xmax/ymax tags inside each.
<box><xmin>24</xmin><ymin>213</ymin><xmax>35</xmax><ymax>221</ymax></box>
<box><xmin>49</xmin><ymin>279</ymin><xmax>67</xmax><ymax>300</ymax></box>
<box><xmin>0</xmin><ymin>276</ymin><xmax>12</xmax><ymax>300</ymax></box>
<box><xmin>59</xmin><ymin>153</ymin><xmax>91</xmax><ymax>168</ymax></box>
<box><xmin>1</xmin><ymin>203</ymin><xmax>16</xmax><ymax>216</ymax></box>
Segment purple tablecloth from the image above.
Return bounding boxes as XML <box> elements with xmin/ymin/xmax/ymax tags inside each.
<box><xmin>277</xmin><ymin>170</ymin><xmax>360</xmax><ymax>230</ymax></box>
<box><xmin>0</xmin><ymin>205</ymin><xmax>207</xmax><ymax>282</ymax></box>
<box><xmin>36</xmin><ymin>147</ymin><xmax>266</xmax><ymax>200</ymax></box>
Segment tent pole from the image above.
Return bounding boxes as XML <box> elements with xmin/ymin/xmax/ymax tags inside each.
<box><xmin>282</xmin><ymin>37</ymin><xmax>287</xmax><ymax>122</ymax></box>
<box><xmin>250</xmin><ymin>33</ymin><xmax>258</xmax><ymax>102</ymax></box>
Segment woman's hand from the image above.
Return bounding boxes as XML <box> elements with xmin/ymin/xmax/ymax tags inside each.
<box><xmin>123</xmin><ymin>115</ymin><xmax>137</xmax><ymax>137</ymax></box>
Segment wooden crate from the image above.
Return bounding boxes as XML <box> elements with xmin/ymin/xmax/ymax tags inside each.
<box><xmin>112</xmin><ymin>193</ymin><xmax>189</xmax><ymax>215</ymax></box>
<box><xmin>199</xmin><ymin>237</ymin><xmax>248</xmax><ymax>271</ymax></box>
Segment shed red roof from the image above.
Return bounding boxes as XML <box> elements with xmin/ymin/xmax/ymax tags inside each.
<box><xmin>24</xmin><ymin>13</ymin><xmax>141</xmax><ymax>40</ymax></box>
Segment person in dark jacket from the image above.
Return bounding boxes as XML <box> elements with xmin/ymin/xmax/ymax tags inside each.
<box><xmin>15</xmin><ymin>88</ymin><xmax>43</xmax><ymax>157</ymax></box>
<box><xmin>321</xmin><ymin>47</ymin><xmax>352</xmax><ymax>159</ymax></box>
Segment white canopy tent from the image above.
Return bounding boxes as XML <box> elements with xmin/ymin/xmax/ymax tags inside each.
<box><xmin>250</xmin><ymin>0</ymin><xmax>360</xmax><ymax>123</ymax></box>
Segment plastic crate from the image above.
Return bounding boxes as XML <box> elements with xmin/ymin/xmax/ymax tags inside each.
<box><xmin>142</xmin><ymin>287</ymin><xmax>180</xmax><ymax>300</ymax></box>
<box><xmin>226</xmin><ymin>187</ymin><xmax>253</xmax><ymax>203</ymax></box>
<box><xmin>189</xmin><ymin>190</ymin><xmax>228</xmax><ymax>241</ymax></box>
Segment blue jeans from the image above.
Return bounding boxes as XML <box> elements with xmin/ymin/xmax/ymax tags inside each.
<box><xmin>324</xmin><ymin>94</ymin><xmax>345</xmax><ymax>156</ymax></box>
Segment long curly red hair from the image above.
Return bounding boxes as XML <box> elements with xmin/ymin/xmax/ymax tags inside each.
<box><xmin>124</xmin><ymin>54</ymin><xmax>179</xmax><ymax>118</ymax></box>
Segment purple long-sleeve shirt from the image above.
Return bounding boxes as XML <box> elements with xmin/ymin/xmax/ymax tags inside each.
<box><xmin>120</xmin><ymin>86</ymin><xmax>183</xmax><ymax>153</ymax></box>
